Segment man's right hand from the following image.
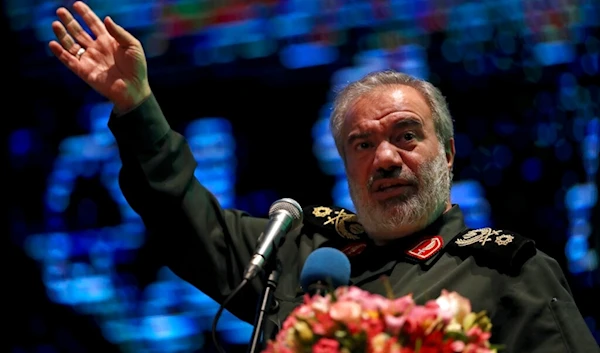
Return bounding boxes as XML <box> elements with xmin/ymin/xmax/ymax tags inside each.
<box><xmin>49</xmin><ymin>1</ymin><xmax>151</xmax><ymax>112</ymax></box>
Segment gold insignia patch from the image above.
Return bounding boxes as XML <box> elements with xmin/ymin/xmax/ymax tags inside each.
<box><xmin>448</xmin><ymin>227</ymin><xmax>536</xmax><ymax>273</ymax></box>
<box><xmin>324</xmin><ymin>208</ymin><xmax>364</xmax><ymax>240</ymax></box>
<box><xmin>455</xmin><ymin>227</ymin><xmax>513</xmax><ymax>247</ymax></box>
<box><xmin>312</xmin><ymin>206</ymin><xmax>333</xmax><ymax>218</ymax></box>
<box><xmin>495</xmin><ymin>234</ymin><xmax>514</xmax><ymax>246</ymax></box>
<box><xmin>304</xmin><ymin>205</ymin><xmax>368</xmax><ymax>241</ymax></box>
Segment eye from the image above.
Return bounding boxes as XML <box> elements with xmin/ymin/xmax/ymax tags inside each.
<box><xmin>356</xmin><ymin>142</ymin><xmax>371</xmax><ymax>150</ymax></box>
<box><xmin>400</xmin><ymin>132</ymin><xmax>416</xmax><ymax>141</ymax></box>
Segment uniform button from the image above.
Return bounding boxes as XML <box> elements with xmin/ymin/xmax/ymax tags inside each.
<box><xmin>268</xmin><ymin>299</ymin><xmax>280</xmax><ymax>313</ymax></box>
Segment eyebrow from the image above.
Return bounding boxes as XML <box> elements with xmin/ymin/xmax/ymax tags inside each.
<box><xmin>346</xmin><ymin>117</ymin><xmax>424</xmax><ymax>145</ymax></box>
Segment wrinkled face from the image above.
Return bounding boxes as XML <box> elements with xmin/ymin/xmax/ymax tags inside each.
<box><xmin>342</xmin><ymin>85</ymin><xmax>455</xmax><ymax>243</ymax></box>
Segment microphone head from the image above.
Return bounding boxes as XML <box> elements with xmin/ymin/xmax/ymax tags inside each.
<box><xmin>300</xmin><ymin>247</ymin><xmax>351</xmax><ymax>291</ymax></box>
<box><xmin>269</xmin><ymin>198</ymin><xmax>303</xmax><ymax>230</ymax></box>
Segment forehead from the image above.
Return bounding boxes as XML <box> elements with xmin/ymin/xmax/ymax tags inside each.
<box><xmin>343</xmin><ymin>85</ymin><xmax>433</xmax><ymax>131</ymax></box>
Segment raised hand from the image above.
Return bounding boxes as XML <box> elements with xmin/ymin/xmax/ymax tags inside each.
<box><xmin>49</xmin><ymin>1</ymin><xmax>151</xmax><ymax>112</ymax></box>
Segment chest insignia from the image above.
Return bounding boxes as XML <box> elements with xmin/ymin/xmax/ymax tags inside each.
<box><xmin>448</xmin><ymin>227</ymin><xmax>536</xmax><ymax>272</ymax></box>
<box><xmin>455</xmin><ymin>227</ymin><xmax>515</xmax><ymax>247</ymax></box>
<box><xmin>340</xmin><ymin>242</ymin><xmax>368</xmax><ymax>257</ymax></box>
<box><xmin>306</xmin><ymin>205</ymin><xmax>367</xmax><ymax>241</ymax></box>
<box><xmin>405</xmin><ymin>235</ymin><xmax>444</xmax><ymax>260</ymax></box>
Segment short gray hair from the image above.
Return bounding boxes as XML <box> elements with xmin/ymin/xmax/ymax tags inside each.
<box><xmin>330</xmin><ymin>70</ymin><xmax>454</xmax><ymax>159</ymax></box>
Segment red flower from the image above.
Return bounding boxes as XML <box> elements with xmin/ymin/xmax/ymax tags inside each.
<box><xmin>262</xmin><ymin>286</ymin><xmax>497</xmax><ymax>353</ymax></box>
<box><xmin>402</xmin><ymin>305</ymin><xmax>439</xmax><ymax>337</ymax></box>
<box><xmin>312</xmin><ymin>338</ymin><xmax>339</xmax><ymax>353</ymax></box>
<box><xmin>466</xmin><ymin>327</ymin><xmax>492</xmax><ymax>345</ymax></box>
<box><xmin>282</xmin><ymin>316</ymin><xmax>297</xmax><ymax>331</ymax></box>
<box><xmin>423</xmin><ymin>331</ymin><xmax>445</xmax><ymax>346</ymax></box>
<box><xmin>423</xmin><ymin>333</ymin><xmax>457</xmax><ymax>353</ymax></box>
<box><xmin>312</xmin><ymin>312</ymin><xmax>336</xmax><ymax>335</ymax></box>
<box><xmin>363</xmin><ymin>316</ymin><xmax>386</xmax><ymax>339</ymax></box>
<box><xmin>415</xmin><ymin>347</ymin><xmax>442</xmax><ymax>353</ymax></box>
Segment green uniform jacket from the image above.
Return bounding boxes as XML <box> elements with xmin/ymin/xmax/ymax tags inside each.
<box><xmin>108</xmin><ymin>94</ymin><xmax>598</xmax><ymax>353</ymax></box>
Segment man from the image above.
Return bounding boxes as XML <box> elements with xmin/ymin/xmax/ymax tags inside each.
<box><xmin>48</xmin><ymin>2</ymin><xmax>598</xmax><ymax>352</ymax></box>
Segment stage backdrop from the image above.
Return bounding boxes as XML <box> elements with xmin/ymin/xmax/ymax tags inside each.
<box><xmin>5</xmin><ymin>1</ymin><xmax>599</xmax><ymax>352</ymax></box>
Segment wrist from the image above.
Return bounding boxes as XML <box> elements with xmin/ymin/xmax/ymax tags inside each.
<box><xmin>113</xmin><ymin>87</ymin><xmax>152</xmax><ymax>115</ymax></box>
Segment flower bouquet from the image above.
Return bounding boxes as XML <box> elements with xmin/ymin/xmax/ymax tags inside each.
<box><xmin>263</xmin><ymin>284</ymin><xmax>500</xmax><ymax>353</ymax></box>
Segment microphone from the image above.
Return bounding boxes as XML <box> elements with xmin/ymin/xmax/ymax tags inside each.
<box><xmin>300</xmin><ymin>247</ymin><xmax>351</xmax><ymax>296</ymax></box>
<box><xmin>243</xmin><ymin>198</ymin><xmax>303</xmax><ymax>281</ymax></box>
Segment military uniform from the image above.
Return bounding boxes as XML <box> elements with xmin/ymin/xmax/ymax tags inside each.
<box><xmin>108</xmin><ymin>94</ymin><xmax>599</xmax><ymax>353</ymax></box>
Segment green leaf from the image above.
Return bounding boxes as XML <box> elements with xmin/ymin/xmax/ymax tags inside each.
<box><xmin>444</xmin><ymin>331</ymin><xmax>468</xmax><ymax>341</ymax></box>
<box><xmin>414</xmin><ymin>338</ymin><xmax>422</xmax><ymax>353</ymax></box>
<box><xmin>334</xmin><ymin>330</ymin><xmax>347</xmax><ymax>339</ymax></box>
<box><xmin>379</xmin><ymin>275</ymin><xmax>396</xmax><ymax>299</ymax></box>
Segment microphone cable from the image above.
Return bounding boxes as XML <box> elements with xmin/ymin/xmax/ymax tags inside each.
<box><xmin>212</xmin><ymin>278</ymin><xmax>249</xmax><ymax>353</ymax></box>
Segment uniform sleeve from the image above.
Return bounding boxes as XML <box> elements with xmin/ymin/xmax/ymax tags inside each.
<box><xmin>491</xmin><ymin>253</ymin><xmax>599</xmax><ymax>353</ymax></box>
<box><xmin>107</xmin><ymin>94</ymin><xmax>268</xmax><ymax>323</ymax></box>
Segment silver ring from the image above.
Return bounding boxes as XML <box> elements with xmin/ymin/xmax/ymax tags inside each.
<box><xmin>76</xmin><ymin>47</ymin><xmax>86</xmax><ymax>59</ymax></box>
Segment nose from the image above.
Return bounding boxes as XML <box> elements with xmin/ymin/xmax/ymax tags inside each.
<box><xmin>373</xmin><ymin>141</ymin><xmax>403</xmax><ymax>172</ymax></box>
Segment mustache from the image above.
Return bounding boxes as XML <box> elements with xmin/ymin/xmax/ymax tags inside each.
<box><xmin>367</xmin><ymin>167</ymin><xmax>418</xmax><ymax>189</ymax></box>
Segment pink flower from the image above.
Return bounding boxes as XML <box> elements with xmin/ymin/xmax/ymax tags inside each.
<box><xmin>282</xmin><ymin>315</ymin><xmax>297</xmax><ymax>330</ymax></box>
<box><xmin>362</xmin><ymin>295</ymin><xmax>393</xmax><ymax>311</ymax></box>
<box><xmin>402</xmin><ymin>305</ymin><xmax>439</xmax><ymax>337</ymax></box>
<box><xmin>435</xmin><ymin>290</ymin><xmax>472</xmax><ymax>323</ymax></box>
<box><xmin>466</xmin><ymin>326</ymin><xmax>491</xmax><ymax>345</ymax></box>
<box><xmin>311</xmin><ymin>312</ymin><xmax>336</xmax><ymax>335</ymax></box>
<box><xmin>336</xmin><ymin>286</ymin><xmax>372</xmax><ymax>303</ymax></box>
<box><xmin>450</xmin><ymin>340</ymin><xmax>465</xmax><ymax>352</ymax></box>
<box><xmin>383</xmin><ymin>314</ymin><xmax>406</xmax><ymax>335</ymax></box>
<box><xmin>263</xmin><ymin>286</ymin><xmax>496</xmax><ymax>353</ymax></box>
<box><xmin>329</xmin><ymin>300</ymin><xmax>362</xmax><ymax>323</ymax></box>
<box><xmin>312</xmin><ymin>338</ymin><xmax>339</xmax><ymax>353</ymax></box>
<box><xmin>294</xmin><ymin>304</ymin><xmax>315</xmax><ymax>320</ymax></box>
<box><xmin>387</xmin><ymin>295</ymin><xmax>415</xmax><ymax>315</ymax></box>
<box><xmin>310</xmin><ymin>295</ymin><xmax>331</xmax><ymax>314</ymax></box>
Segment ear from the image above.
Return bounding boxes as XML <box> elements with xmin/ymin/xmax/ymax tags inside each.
<box><xmin>445</xmin><ymin>138</ymin><xmax>456</xmax><ymax>172</ymax></box>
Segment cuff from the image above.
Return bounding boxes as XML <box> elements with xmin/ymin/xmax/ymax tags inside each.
<box><xmin>108</xmin><ymin>94</ymin><xmax>171</xmax><ymax>153</ymax></box>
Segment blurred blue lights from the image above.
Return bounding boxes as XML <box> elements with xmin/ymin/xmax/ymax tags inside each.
<box><xmin>450</xmin><ymin>180</ymin><xmax>492</xmax><ymax>229</ymax></box>
<box><xmin>564</xmin><ymin>117</ymin><xmax>599</xmax><ymax>274</ymax></box>
<box><xmin>521</xmin><ymin>157</ymin><xmax>543</xmax><ymax>182</ymax></box>
<box><xmin>9</xmin><ymin>129</ymin><xmax>33</xmax><ymax>156</ymax></box>
<box><xmin>21</xmin><ymin>102</ymin><xmax>252</xmax><ymax>352</ymax></box>
<box><xmin>533</xmin><ymin>41</ymin><xmax>576</xmax><ymax>66</ymax></box>
<box><xmin>186</xmin><ymin>118</ymin><xmax>237</xmax><ymax>208</ymax></box>
<box><xmin>280</xmin><ymin>43</ymin><xmax>339</xmax><ymax>69</ymax></box>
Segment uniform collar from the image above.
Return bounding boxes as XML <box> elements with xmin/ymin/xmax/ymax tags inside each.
<box><xmin>396</xmin><ymin>204</ymin><xmax>468</xmax><ymax>266</ymax></box>
<box><xmin>348</xmin><ymin>205</ymin><xmax>468</xmax><ymax>285</ymax></box>
<box><xmin>371</xmin><ymin>204</ymin><xmax>467</xmax><ymax>262</ymax></box>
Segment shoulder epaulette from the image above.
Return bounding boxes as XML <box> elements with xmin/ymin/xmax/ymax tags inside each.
<box><xmin>446</xmin><ymin>227</ymin><xmax>537</xmax><ymax>273</ymax></box>
<box><xmin>303</xmin><ymin>205</ymin><xmax>369</xmax><ymax>242</ymax></box>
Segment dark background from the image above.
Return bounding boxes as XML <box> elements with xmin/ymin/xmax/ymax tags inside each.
<box><xmin>5</xmin><ymin>1</ymin><xmax>599</xmax><ymax>352</ymax></box>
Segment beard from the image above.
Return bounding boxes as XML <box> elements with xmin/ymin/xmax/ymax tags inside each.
<box><xmin>348</xmin><ymin>146</ymin><xmax>451</xmax><ymax>241</ymax></box>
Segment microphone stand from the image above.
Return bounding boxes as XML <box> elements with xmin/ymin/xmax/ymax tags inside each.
<box><xmin>247</xmin><ymin>260</ymin><xmax>282</xmax><ymax>353</ymax></box>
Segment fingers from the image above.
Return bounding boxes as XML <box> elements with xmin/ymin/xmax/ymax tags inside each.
<box><xmin>104</xmin><ymin>16</ymin><xmax>139</xmax><ymax>47</ymax></box>
<box><xmin>56</xmin><ymin>7</ymin><xmax>93</xmax><ymax>48</ymax></box>
<box><xmin>48</xmin><ymin>41</ymin><xmax>81</xmax><ymax>72</ymax></box>
<box><xmin>51</xmin><ymin>20</ymin><xmax>83</xmax><ymax>56</ymax></box>
<box><xmin>72</xmin><ymin>1</ymin><xmax>107</xmax><ymax>37</ymax></box>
